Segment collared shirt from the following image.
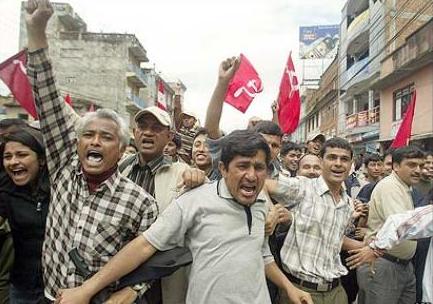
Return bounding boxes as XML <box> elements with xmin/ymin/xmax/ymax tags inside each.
<box><xmin>371</xmin><ymin>205</ymin><xmax>433</xmax><ymax>303</ymax></box>
<box><xmin>120</xmin><ymin>154</ymin><xmax>171</xmax><ymax>196</ymax></box>
<box><xmin>366</xmin><ymin>171</ymin><xmax>417</xmax><ymax>259</ymax></box>
<box><xmin>271</xmin><ymin>175</ymin><xmax>353</xmax><ymax>283</ymax></box>
<box><xmin>144</xmin><ymin>179</ymin><xmax>273</xmax><ymax>304</ymax></box>
<box><xmin>27</xmin><ymin>48</ymin><xmax>159</xmax><ymax>298</ymax></box>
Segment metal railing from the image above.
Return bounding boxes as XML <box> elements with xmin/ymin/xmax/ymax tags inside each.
<box><xmin>345</xmin><ymin>106</ymin><xmax>380</xmax><ymax>129</ymax></box>
<box><xmin>127</xmin><ymin>64</ymin><xmax>148</xmax><ymax>86</ymax></box>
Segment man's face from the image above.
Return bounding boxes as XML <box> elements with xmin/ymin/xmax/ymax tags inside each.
<box><xmin>260</xmin><ymin>133</ymin><xmax>281</xmax><ymax>161</ymax></box>
<box><xmin>219</xmin><ymin>150</ymin><xmax>268</xmax><ymax>206</ymax></box>
<box><xmin>306</xmin><ymin>139</ymin><xmax>322</xmax><ymax>155</ymax></box>
<box><xmin>163</xmin><ymin>141</ymin><xmax>177</xmax><ymax>158</ymax></box>
<box><xmin>321</xmin><ymin>147</ymin><xmax>352</xmax><ymax>186</ymax></box>
<box><xmin>192</xmin><ymin>134</ymin><xmax>212</xmax><ymax>171</ymax></box>
<box><xmin>383</xmin><ymin>154</ymin><xmax>393</xmax><ymax>176</ymax></box>
<box><xmin>421</xmin><ymin>155</ymin><xmax>433</xmax><ymax>181</ymax></box>
<box><xmin>298</xmin><ymin>154</ymin><xmax>322</xmax><ymax>178</ymax></box>
<box><xmin>182</xmin><ymin>115</ymin><xmax>196</xmax><ymax>130</ymax></box>
<box><xmin>366</xmin><ymin>160</ymin><xmax>384</xmax><ymax>181</ymax></box>
<box><xmin>77</xmin><ymin>118</ymin><xmax>124</xmax><ymax>175</ymax></box>
<box><xmin>394</xmin><ymin>158</ymin><xmax>424</xmax><ymax>186</ymax></box>
<box><xmin>282</xmin><ymin>149</ymin><xmax>301</xmax><ymax>172</ymax></box>
<box><xmin>134</xmin><ymin>114</ymin><xmax>171</xmax><ymax>162</ymax></box>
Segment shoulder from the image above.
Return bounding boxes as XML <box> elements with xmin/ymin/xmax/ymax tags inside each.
<box><xmin>176</xmin><ymin>181</ymin><xmax>217</xmax><ymax>202</ymax></box>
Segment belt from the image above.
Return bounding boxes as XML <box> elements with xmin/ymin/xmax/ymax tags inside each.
<box><xmin>284</xmin><ymin>272</ymin><xmax>340</xmax><ymax>292</ymax></box>
<box><xmin>382</xmin><ymin>253</ymin><xmax>411</xmax><ymax>266</ymax></box>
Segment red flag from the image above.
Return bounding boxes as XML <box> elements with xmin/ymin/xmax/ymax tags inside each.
<box><xmin>277</xmin><ymin>52</ymin><xmax>301</xmax><ymax>134</ymax></box>
<box><xmin>391</xmin><ymin>91</ymin><xmax>416</xmax><ymax>148</ymax></box>
<box><xmin>0</xmin><ymin>50</ymin><xmax>37</xmax><ymax>118</ymax></box>
<box><xmin>65</xmin><ymin>94</ymin><xmax>72</xmax><ymax>106</ymax></box>
<box><xmin>225</xmin><ymin>54</ymin><xmax>263</xmax><ymax>113</ymax></box>
<box><xmin>157</xmin><ymin>80</ymin><xmax>167</xmax><ymax>110</ymax></box>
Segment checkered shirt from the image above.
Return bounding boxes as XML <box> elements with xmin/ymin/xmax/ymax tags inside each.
<box><xmin>27</xmin><ymin>49</ymin><xmax>159</xmax><ymax>297</ymax></box>
<box><xmin>271</xmin><ymin>175</ymin><xmax>353</xmax><ymax>284</ymax></box>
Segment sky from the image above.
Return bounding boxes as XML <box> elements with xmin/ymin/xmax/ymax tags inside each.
<box><xmin>0</xmin><ymin>0</ymin><xmax>345</xmax><ymax>131</ymax></box>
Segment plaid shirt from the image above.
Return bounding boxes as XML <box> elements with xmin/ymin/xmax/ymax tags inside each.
<box><xmin>120</xmin><ymin>154</ymin><xmax>171</xmax><ymax>196</ymax></box>
<box><xmin>271</xmin><ymin>175</ymin><xmax>353</xmax><ymax>283</ymax></box>
<box><xmin>27</xmin><ymin>49</ymin><xmax>159</xmax><ymax>298</ymax></box>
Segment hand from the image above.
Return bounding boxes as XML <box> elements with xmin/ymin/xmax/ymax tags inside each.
<box><xmin>180</xmin><ymin>168</ymin><xmax>206</xmax><ymax>189</ymax></box>
<box><xmin>25</xmin><ymin>0</ymin><xmax>53</xmax><ymax>34</ymax></box>
<box><xmin>346</xmin><ymin>245</ymin><xmax>379</xmax><ymax>269</ymax></box>
<box><xmin>354</xmin><ymin>227</ymin><xmax>367</xmax><ymax>240</ymax></box>
<box><xmin>55</xmin><ymin>287</ymin><xmax>91</xmax><ymax>304</ymax></box>
<box><xmin>275</xmin><ymin>204</ymin><xmax>291</xmax><ymax>225</ymax></box>
<box><xmin>218</xmin><ymin>56</ymin><xmax>240</xmax><ymax>84</ymax></box>
<box><xmin>286</xmin><ymin>286</ymin><xmax>313</xmax><ymax>304</ymax></box>
<box><xmin>104</xmin><ymin>287</ymin><xmax>137</xmax><ymax>304</ymax></box>
<box><xmin>265</xmin><ymin>205</ymin><xmax>279</xmax><ymax>236</ymax></box>
<box><xmin>352</xmin><ymin>201</ymin><xmax>368</xmax><ymax>219</ymax></box>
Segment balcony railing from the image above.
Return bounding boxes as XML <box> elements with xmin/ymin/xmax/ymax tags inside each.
<box><xmin>340</xmin><ymin>56</ymin><xmax>370</xmax><ymax>90</ymax></box>
<box><xmin>127</xmin><ymin>64</ymin><xmax>148</xmax><ymax>87</ymax></box>
<box><xmin>127</xmin><ymin>92</ymin><xmax>147</xmax><ymax>109</ymax></box>
<box><xmin>346</xmin><ymin>9</ymin><xmax>369</xmax><ymax>43</ymax></box>
<box><xmin>345</xmin><ymin>106</ymin><xmax>380</xmax><ymax>129</ymax></box>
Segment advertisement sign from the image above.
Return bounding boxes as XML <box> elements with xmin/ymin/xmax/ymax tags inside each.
<box><xmin>299</xmin><ymin>25</ymin><xmax>339</xmax><ymax>59</ymax></box>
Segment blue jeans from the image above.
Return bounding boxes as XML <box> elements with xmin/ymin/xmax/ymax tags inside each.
<box><xmin>9</xmin><ymin>284</ymin><xmax>44</xmax><ymax>304</ymax></box>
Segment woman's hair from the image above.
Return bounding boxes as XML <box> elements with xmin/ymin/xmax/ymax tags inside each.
<box><xmin>0</xmin><ymin>127</ymin><xmax>45</xmax><ymax>159</ymax></box>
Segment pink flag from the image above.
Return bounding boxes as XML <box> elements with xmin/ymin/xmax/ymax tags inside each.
<box><xmin>391</xmin><ymin>91</ymin><xmax>416</xmax><ymax>148</ymax></box>
<box><xmin>277</xmin><ymin>52</ymin><xmax>301</xmax><ymax>134</ymax></box>
<box><xmin>0</xmin><ymin>50</ymin><xmax>37</xmax><ymax>118</ymax></box>
<box><xmin>65</xmin><ymin>94</ymin><xmax>73</xmax><ymax>106</ymax></box>
<box><xmin>157</xmin><ymin>80</ymin><xmax>167</xmax><ymax>110</ymax></box>
<box><xmin>225</xmin><ymin>54</ymin><xmax>263</xmax><ymax>113</ymax></box>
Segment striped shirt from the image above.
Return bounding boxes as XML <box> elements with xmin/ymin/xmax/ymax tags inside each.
<box><xmin>270</xmin><ymin>175</ymin><xmax>353</xmax><ymax>283</ymax></box>
<box><xmin>27</xmin><ymin>48</ymin><xmax>159</xmax><ymax>298</ymax></box>
<box><xmin>120</xmin><ymin>154</ymin><xmax>171</xmax><ymax>196</ymax></box>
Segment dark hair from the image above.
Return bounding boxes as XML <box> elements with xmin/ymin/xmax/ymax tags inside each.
<box><xmin>424</xmin><ymin>150</ymin><xmax>433</xmax><ymax>158</ymax></box>
<box><xmin>0</xmin><ymin>118</ymin><xmax>27</xmax><ymax>131</ymax></box>
<box><xmin>172</xmin><ymin>133</ymin><xmax>182</xmax><ymax>149</ymax></box>
<box><xmin>220</xmin><ymin>130</ymin><xmax>271</xmax><ymax>168</ymax></box>
<box><xmin>364</xmin><ymin>153</ymin><xmax>382</xmax><ymax>167</ymax></box>
<box><xmin>319</xmin><ymin>137</ymin><xmax>353</xmax><ymax>159</ymax></box>
<box><xmin>0</xmin><ymin>127</ymin><xmax>45</xmax><ymax>158</ymax></box>
<box><xmin>392</xmin><ymin>146</ymin><xmax>425</xmax><ymax>165</ymax></box>
<box><xmin>194</xmin><ymin>127</ymin><xmax>209</xmax><ymax>140</ymax></box>
<box><xmin>253</xmin><ymin>121</ymin><xmax>282</xmax><ymax>137</ymax></box>
<box><xmin>280</xmin><ymin>141</ymin><xmax>302</xmax><ymax>157</ymax></box>
<box><xmin>383</xmin><ymin>147</ymin><xmax>395</xmax><ymax>159</ymax></box>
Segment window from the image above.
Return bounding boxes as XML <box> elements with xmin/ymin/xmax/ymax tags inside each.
<box><xmin>393</xmin><ymin>84</ymin><xmax>414</xmax><ymax>121</ymax></box>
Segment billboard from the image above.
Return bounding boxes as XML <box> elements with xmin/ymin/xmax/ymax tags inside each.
<box><xmin>299</xmin><ymin>25</ymin><xmax>339</xmax><ymax>59</ymax></box>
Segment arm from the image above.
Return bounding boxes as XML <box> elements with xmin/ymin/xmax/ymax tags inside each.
<box><xmin>26</xmin><ymin>1</ymin><xmax>77</xmax><ymax>177</ymax></box>
<box><xmin>173</xmin><ymin>95</ymin><xmax>183</xmax><ymax>132</ymax></box>
<box><xmin>58</xmin><ymin>236</ymin><xmax>157</xmax><ymax>304</ymax></box>
<box><xmin>264</xmin><ymin>175</ymin><xmax>301</xmax><ymax>209</ymax></box>
<box><xmin>265</xmin><ymin>262</ymin><xmax>313</xmax><ymax>304</ymax></box>
<box><xmin>205</xmin><ymin>57</ymin><xmax>239</xmax><ymax>139</ymax></box>
<box><xmin>341</xmin><ymin>236</ymin><xmax>364</xmax><ymax>251</ymax></box>
<box><xmin>271</xmin><ymin>100</ymin><xmax>279</xmax><ymax>126</ymax></box>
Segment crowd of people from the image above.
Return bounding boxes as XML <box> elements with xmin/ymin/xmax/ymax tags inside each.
<box><xmin>0</xmin><ymin>1</ymin><xmax>432</xmax><ymax>304</ymax></box>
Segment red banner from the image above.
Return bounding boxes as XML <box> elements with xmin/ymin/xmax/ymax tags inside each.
<box><xmin>391</xmin><ymin>91</ymin><xmax>416</xmax><ymax>148</ymax></box>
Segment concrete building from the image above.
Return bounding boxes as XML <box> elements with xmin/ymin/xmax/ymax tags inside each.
<box><xmin>18</xmin><ymin>2</ymin><xmax>185</xmax><ymax>127</ymax></box>
<box><xmin>338</xmin><ymin>0</ymin><xmax>433</xmax><ymax>154</ymax></box>
<box><xmin>0</xmin><ymin>95</ymin><xmax>31</xmax><ymax>121</ymax></box>
<box><xmin>372</xmin><ymin>18</ymin><xmax>433</xmax><ymax>152</ymax></box>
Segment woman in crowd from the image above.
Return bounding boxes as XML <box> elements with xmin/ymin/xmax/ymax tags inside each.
<box><xmin>0</xmin><ymin>126</ymin><xmax>49</xmax><ymax>303</ymax></box>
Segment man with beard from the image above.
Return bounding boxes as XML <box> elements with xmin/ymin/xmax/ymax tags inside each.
<box><xmin>297</xmin><ymin>154</ymin><xmax>322</xmax><ymax>179</ymax></box>
<box><xmin>266</xmin><ymin>138</ymin><xmax>364</xmax><ymax>304</ymax></box>
<box><xmin>305</xmin><ymin>134</ymin><xmax>326</xmax><ymax>155</ymax></box>
<box><xmin>24</xmin><ymin>1</ymin><xmax>159</xmax><ymax>302</ymax></box>
<box><xmin>280</xmin><ymin>142</ymin><xmax>302</xmax><ymax>177</ymax></box>
<box><xmin>356</xmin><ymin>146</ymin><xmax>425</xmax><ymax>304</ymax></box>
<box><xmin>56</xmin><ymin>130</ymin><xmax>313</xmax><ymax>304</ymax></box>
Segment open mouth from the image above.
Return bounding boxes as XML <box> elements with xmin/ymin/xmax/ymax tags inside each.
<box><xmin>11</xmin><ymin>168</ymin><xmax>27</xmax><ymax>177</ymax></box>
<box><xmin>86</xmin><ymin>150</ymin><xmax>103</xmax><ymax>163</ymax></box>
<box><xmin>141</xmin><ymin>138</ymin><xmax>154</xmax><ymax>148</ymax></box>
<box><xmin>331</xmin><ymin>170</ymin><xmax>345</xmax><ymax>177</ymax></box>
<box><xmin>240</xmin><ymin>184</ymin><xmax>256</xmax><ymax>197</ymax></box>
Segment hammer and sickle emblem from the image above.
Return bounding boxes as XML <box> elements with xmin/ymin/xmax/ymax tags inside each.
<box><xmin>233</xmin><ymin>79</ymin><xmax>262</xmax><ymax>98</ymax></box>
<box><xmin>13</xmin><ymin>60</ymin><xmax>27</xmax><ymax>74</ymax></box>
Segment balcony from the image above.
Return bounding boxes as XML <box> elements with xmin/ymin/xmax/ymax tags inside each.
<box><xmin>127</xmin><ymin>92</ymin><xmax>148</xmax><ymax>109</ymax></box>
<box><xmin>346</xmin><ymin>9</ymin><xmax>369</xmax><ymax>48</ymax></box>
<box><xmin>340</xmin><ymin>56</ymin><xmax>370</xmax><ymax>91</ymax></box>
<box><xmin>127</xmin><ymin>64</ymin><xmax>148</xmax><ymax>88</ymax></box>
<box><xmin>345</xmin><ymin>106</ymin><xmax>380</xmax><ymax>129</ymax></box>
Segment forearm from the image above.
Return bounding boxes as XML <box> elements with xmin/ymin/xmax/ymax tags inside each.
<box><xmin>342</xmin><ymin>236</ymin><xmax>364</xmax><ymax>251</ymax></box>
<box><xmin>80</xmin><ymin>235</ymin><xmax>157</xmax><ymax>298</ymax></box>
<box><xmin>265</xmin><ymin>262</ymin><xmax>294</xmax><ymax>293</ymax></box>
<box><xmin>26</xmin><ymin>25</ymin><xmax>49</xmax><ymax>51</ymax></box>
<box><xmin>205</xmin><ymin>80</ymin><xmax>228</xmax><ymax>139</ymax></box>
<box><xmin>173</xmin><ymin>96</ymin><xmax>182</xmax><ymax>131</ymax></box>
